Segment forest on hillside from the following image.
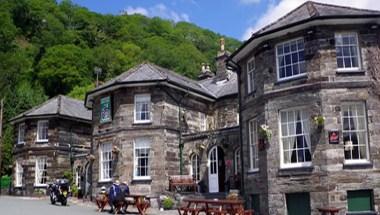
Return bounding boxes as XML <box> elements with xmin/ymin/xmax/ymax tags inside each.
<box><xmin>0</xmin><ymin>0</ymin><xmax>241</xmax><ymax>175</ymax></box>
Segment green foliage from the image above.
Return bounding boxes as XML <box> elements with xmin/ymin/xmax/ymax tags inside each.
<box><xmin>63</xmin><ymin>170</ymin><xmax>73</xmax><ymax>184</ymax></box>
<box><xmin>162</xmin><ymin>197</ymin><xmax>175</xmax><ymax>210</ymax></box>
<box><xmin>0</xmin><ymin>175</ymin><xmax>11</xmax><ymax>189</ymax></box>
<box><xmin>0</xmin><ymin>0</ymin><xmax>241</xmax><ymax>174</ymax></box>
<box><xmin>71</xmin><ymin>184</ymin><xmax>78</xmax><ymax>197</ymax></box>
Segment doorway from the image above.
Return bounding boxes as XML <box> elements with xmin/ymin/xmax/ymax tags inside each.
<box><xmin>208</xmin><ymin>146</ymin><xmax>225</xmax><ymax>193</ymax></box>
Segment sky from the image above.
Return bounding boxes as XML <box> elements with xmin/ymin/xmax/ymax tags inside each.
<box><xmin>68</xmin><ymin>0</ymin><xmax>380</xmax><ymax>41</ymax></box>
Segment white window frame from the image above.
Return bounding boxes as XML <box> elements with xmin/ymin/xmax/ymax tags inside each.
<box><xmin>335</xmin><ymin>32</ymin><xmax>361</xmax><ymax>72</ymax></box>
<box><xmin>36</xmin><ymin>120</ymin><xmax>48</xmax><ymax>142</ymax></box>
<box><xmin>134</xmin><ymin>94</ymin><xmax>152</xmax><ymax>123</ymax></box>
<box><xmin>15</xmin><ymin>160</ymin><xmax>23</xmax><ymax>187</ymax></box>
<box><xmin>276</xmin><ymin>37</ymin><xmax>306</xmax><ymax>81</ymax></box>
<box><xmin>247</xmin><ymin>57</ymin><xmax>255</xmax><ymax>93</ymax></box>
<box><xmin>190</xmin><ymin>154</ymin><xmax>200</xmax><ymax>182</ymax></box>
<box><xmin>248</xmin><ymin>119</ymin><xmax>259</xmax><ymax>172</ymax></box>
<box><xmin>133</xmin><ymin>137</ymin><xmax>151</xmax><ymax>180</ymax></box>
<box><xmin>18</xmin><ymin>123</ymin><xmax>25</xmax><ymax>144</ymax></box>
<box><xmin>341</xmin><ymin>102</ymin><xmax>370</xmax><ymax>165</ymax></box>
<box><xmin>279</xmin><ymin>107</ymin><xmax>312</xmax><ymax>169</ymax></box>
<box><xmin>234</xmin><ymin>147</ymin><xmax>241</xmax><ymax>175</ymax></box>
<box><xmin>99</xmin><ymin>143</ymin><xmax>112</xmax><ymax>182</ymax></box>
<box><xmin>34</xmin><ymin>157</ymin><xmax>47</xmax><ymax>186</ymax></box>
<box><xmin>199</xmin><ymin>113</ymin><xmax>207</xmax><ymax>131</ymax></box>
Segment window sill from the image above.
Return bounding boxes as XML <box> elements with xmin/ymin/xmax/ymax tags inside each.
<box><xmin>34</xmin><ymin>184</ymin><xmax>47</xmax><ymax>188</ymax></box>
<box><xmin>131</xmin><ymin>178</ymin><xmax>152</xmax><ymax>184</ymax></box>
<box><xmin>247</xmin><ymin>169</ymin><xmax>259</xmax><ymax>175</ymax></box>
<box><xmin>336</xmin><ymin>69</ymin><xmax>365</xmax><ymax>76</ymax></box>
<box><xmin>14</xmin><ymin>185</ymin><xmax>23</xmax><ymax>188</ymax></box>
<box><xmin>346</xmin><ymin>211</ymin><xmax>377</xmax><ymax>215</ymax></box>
<box><xmin>133</xmin><ymin>121</ymin><xmax>152</xmax><ymax>125</ymax></box>
<box><xmin>277</xmin><ymin>166</ymin><xmax>314</xmax><ymax>177</ymax></box>
<box><xmin>35</xmin><ymin>140</ymin><xmax>48</xmax><ymax>144</ymax></box>
<box><xmin>275</xmin><ymin>75</ymin><xmax>307</xmax><ymax>85</ymax></box>
<box><xmin>343</xmin><ymin>161</ymin><xmax>372</xmax><ymax>169</ymax></box>
<box><xmin>98</xmin><ymin>179</ymin><xmax>112</xmax><ymax>183</ymax></box>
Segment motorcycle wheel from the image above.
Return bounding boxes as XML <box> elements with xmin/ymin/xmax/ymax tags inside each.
<box><xmin>61</xmin><ymin>199</ymin><xmax>67</xmax><ymax>206</ymax></box>
<box><xmin>50</xmin><ymin>195</ymin><xmax>56</xmax><ymax>205</ymax></box>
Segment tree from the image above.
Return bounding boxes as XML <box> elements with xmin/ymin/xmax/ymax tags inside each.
<box><xmin>37</xmin><ymin>44</ymin><xmax>93</xmax><ymax>96</ymax></box>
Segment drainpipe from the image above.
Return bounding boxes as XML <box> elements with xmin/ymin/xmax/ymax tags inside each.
<box><xmin>226</xmin><ymin>59</ymin><xmax>244</xmax><ymax>196</ymax></box>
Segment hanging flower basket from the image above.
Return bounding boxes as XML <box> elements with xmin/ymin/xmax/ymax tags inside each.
<box><xmin>312</xmin><ymin>115</ymin><xmax>325</xmax><ymax>129</ymax></box>
<box><xmin>258</xmin><ymin>124</ymin><xmax>272</xmax><ymax>151</ymax></box>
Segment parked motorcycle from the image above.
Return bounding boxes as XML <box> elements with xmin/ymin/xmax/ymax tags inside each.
<box><xmin>48</xmin><ymin>179</ymin><xmax>70</xmax><ymax>206</ymax></box>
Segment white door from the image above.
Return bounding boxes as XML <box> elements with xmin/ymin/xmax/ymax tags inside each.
<box><xmin>208</xmin><ymin>146</ymin><xmax>219</xmax><ymax>193</ymax></box>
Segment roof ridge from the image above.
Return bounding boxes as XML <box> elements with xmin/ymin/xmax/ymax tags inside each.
<box><xmin>57</xmin><ymin>95</ymin><xmax>62</xmax><ymax>115</ymax></box>
<box><xmin>306</xmin><ymin>1</ymin><xmax>319</xmax><ymax>17</ymax></box>
<box><xmin>311</xmin><ymin>1</ymin><xmax>380</xmax><ymax>14</ymax></box>
<box><xmin>10</xmin><ymin>96</ymin><xmax>59</xmax><ymax>122</ymax></box>
<box><xmin>256</xmin><ymin>1</ymin><xmax>311</xmax><ymax>36</ymax></box>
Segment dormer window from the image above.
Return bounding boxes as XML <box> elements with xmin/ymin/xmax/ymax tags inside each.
<box><xmin>36</xmin><ymin>120</ymin><xmax>48</xmax><ymax>142</ymax></box>
<box><xmin>18</xmin><ymin>123</ymin><xmax>25</xmax><ymax>144</ymax></box>
<box><xmin>247</xmin><ymin>57</ymin><xmax>255</xmax><ymax>93</ymax></box>
<box><xmin>134</xmin><ymin>94</ymin><xmax>151</xmax><ymax>123</ymax></box>
<box><xmin>335</xmin><ymin>33</ymin><xmax>360</xmax><ymax>71</ymax></box>
<box><xmin>276</xmin><ymin>38</ymin><xmax>306</xmax><ymax>81</ymax></box>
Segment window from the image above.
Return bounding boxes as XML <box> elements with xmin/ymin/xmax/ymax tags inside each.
<box><xmin>100</xmin><ymin>96</ymin><xmax>112</xmax><ymax>123</ymax></box>
<box><xmin>35</xmin><ymin>157</ymin><xmax>47</xmax><ymax>186</ymax></box>
<box><xmin>15</xmin><ymin>160</ymin><xmax>23</xmax><ymax>187</ymax></box>
<box><xmin>286</xmin><ymin>193</ymin><xmax>311</xmax><ymax>215</ymax></box>
<box><xmin>234</xmin><ymin>148</ymin><xmax>241</xmax><ymax>175</ymax></box>
<box><xmin>248</xmin><ymin>119</ymin><xmax>259</xmax><ymax>172</ymax></box>
<box><xmin>36</xmin><ymin>120</ymin><xmax>48</xmax><ymax>142</ymax></box>
<box><xmin>347</xmin><ymin>190</ymin><xmax>373</xmax><ymax>212</ymax></box>
<box><xmin>335</xmin><ymin>33</ymin><xmax>360</xmax><ymax>71</ymax></box>
<box><xmin>18</xmin><ymin>123</ymin><xmax>25</xmax><ymax>144</ymax></box>
<box><xmin>199</xmin><ymin>113</ymin><xmax>207</xmax><ymax>131</ymax></box>
<box><xmin>341</xmin><ymin>102</ymin><xmax>369</xmax><ymax>163</ymax></box>
<box><xmin>280</xmin><ymin>108</ymin><xmax>311</xmax><ymax>168</ymax></box>
<box><xmin>190</xmin><ymin>154</ymin><xmax>200</xmax><ymax>181</ymax></box>
<box><xmin>99</xmin><ymin>143</ymin><xmax>112</xmax><ymax>181</ymax></box>
<box><xmin>134</xmin><ymin>94</ymin><xmax>151</xmax><ymax>123</ymax></box>
<box><xmin>247</xmin><ymin>57</ymin><xmax>255</xmax><ymax>93</ymax></box>
<box><xmin>276</xmin><ymin>38</ymin><xmax>306</xmax><ymax>80</ymax></box>
<box><xmin>134</xmin><ymin>137</ymin><xmax>151</xmax><ymax>180</ymax></box>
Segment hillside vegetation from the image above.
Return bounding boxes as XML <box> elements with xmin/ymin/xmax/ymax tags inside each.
<box><xmin>0</xmin><ymin>0</ymin><xmax>240</xmax><ymax>174</ymax></box>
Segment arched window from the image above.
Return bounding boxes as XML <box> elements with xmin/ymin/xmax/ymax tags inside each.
<box><xmin>190</xmin><ymin>154</ymin><xmax>200</xmax><ymax>181</ymax></box>
<box><xmin>234</xmin><ymin>148</ymin><xmax>241</xmax><ymax>175</ymax></box>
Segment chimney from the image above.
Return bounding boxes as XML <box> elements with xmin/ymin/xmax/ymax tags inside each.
<box><xmin>198</xmin><ymin>63</ymin><xmax>214</xmax><ymax>80</ymax></box>
<box><xmin>215</xmin><ymin>38</ymin><xmax>231</xmax><ymax>81</ymax></box>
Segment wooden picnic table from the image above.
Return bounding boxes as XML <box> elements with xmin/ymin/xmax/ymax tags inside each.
<box><xmin>125</xmin><ymin>194</ymin><xmax>151</xmax><ymax>215</ymax></box>
<box><xmin>179</xmin><ymin>198</ymin><xmax>253</xmax><ymax>215</ymax></box>
<box><xmin>317</xmin><ymin>207</ymin><xmax>341</xmax><ymax>215</ymax></box>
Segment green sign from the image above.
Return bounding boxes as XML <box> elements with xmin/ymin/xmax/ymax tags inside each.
<box><xmin>100</xmin><ymin>96</ymin><xmax>111</xmax><ymax>123</ymax></box>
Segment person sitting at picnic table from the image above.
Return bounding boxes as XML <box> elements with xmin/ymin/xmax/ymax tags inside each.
<box><xmin>95</xmin><ymin>186</ymin><xmax>108</xmax><ymax>212</ymax></box>
<box><xmin>108</xmin><ymin>180</ymin><xmax>122</xmax><ymax>214</ymax></box>
<box><xmin>120</xmin><ymin>181</ymin><xmax>132</xmax><ymax>213</ymax></box>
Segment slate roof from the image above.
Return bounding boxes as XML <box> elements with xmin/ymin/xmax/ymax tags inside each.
<box><xmin>199</xmin><ymin>71</ymin><xmax>238</xmax><ymax>98</ymax></box>
<box><xmin>87</xmin><ymin>63</ymin><xmax>238</xmax><ymax>105</ymax></box>
<box><xmin>11</xmin><ymin>95</ymin><xmax>92</xmax><ymax>123</ymax></box>
<box><xmin>257</xmin><ymin>1</ymin><xmax>380</xmax><ymax>35</ymax></box>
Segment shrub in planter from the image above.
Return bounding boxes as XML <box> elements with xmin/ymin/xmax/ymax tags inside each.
<box><xmin>162</xmin><ymin>197</ymin><xmax>175</xmax><ymax>210</ymax></box>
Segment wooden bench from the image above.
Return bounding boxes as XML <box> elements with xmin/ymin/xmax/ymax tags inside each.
<box><xmin>169</xmin><ymin>175</ymin><xmax>197</xmax><ymax>192</ymax></box>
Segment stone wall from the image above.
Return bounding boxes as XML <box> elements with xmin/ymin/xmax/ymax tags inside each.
<box><xmin>12</xmin><ymin>118</ymin><xmax>91</xmax><ymax>196</ymax></box>
<box><xmin>239</xmin><ymin>24</ymin><xmax>380</xmax><ymax>214</ymax></box>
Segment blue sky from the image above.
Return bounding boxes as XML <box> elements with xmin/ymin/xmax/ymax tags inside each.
<box><xmin>68</xmin><ymin>0</ymin><xmax>380</xmax><ymax>41</ymax></box>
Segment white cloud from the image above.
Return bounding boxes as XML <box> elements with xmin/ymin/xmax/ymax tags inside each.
<box><xmin>122</xmin><ymin>3</ymin><xmax>190</xmax><ymax>23</ymax></box>
<box><xmin>240</xmin><ymin>0</ymin><xmax>261</xmax><ymax>4</ymax></box>
<box><xmin>242</xmin><ymin>0</ymin><xmax>380</xmax><ymax>40</ymax></box>
<box><xmin>123</xmin><ymin>6</ymin><xmax>149</xmax><ymax>16</ymax></box>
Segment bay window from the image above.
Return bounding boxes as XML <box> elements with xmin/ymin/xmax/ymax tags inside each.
<box><xmin>99</xmin><ymin>143</ymin><xmax>112</xmax><ymax>181</ymax></box>
<box><xmin>247</xmin><ymin>57</ymin><xmax>255</xmax><ymax>93</ymax></box>
<box><xmin>335</xmin><ymin>33</ymin><xmax>360</xmax><ymax>71</ymax></box>
<box><xmin>276</xmin><ymin>38</ymin><xmax>306</xmax><ymax>81</ymax></box>
<box><xmin>18</xmin><ymin>123</ymin><xmax>25</xmax><ymax>144</ymax></box>
<box><xmin>35</xmin><ymin>157</ymin><xmax>47</xmax><ymax>186</ymax></box>
<box><xmin>15</xmin><ymin>160</ymin><xmax>23</xmax><ymax>187</ymax></box>
<box><xmin>134</xmin><ymin>138</ymin><xmax>151</xmax><ymax>180</ymax></box>
<box><xmin>248</xmin><ymin>119</ymin><xmax>259</xmax><ymax>172</ymax></box>
<box><xmin>134</xmin><ymin>94</ymin><xmax>151</xmax><ymax>123</ymax></box>
<box><xmin>36</xmin><ymin>120</ymin><xmax>48</xmax><ymax>142</ymax></box>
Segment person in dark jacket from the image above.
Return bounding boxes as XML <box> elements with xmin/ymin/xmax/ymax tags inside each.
<box><xmin>120</xmin><ymin>181</ymin><xmax>131</xmax><ymax>213</ymax></box>
<box><xmin>108</xmin><ymin>180</ymin><xmax>121</xmax><ymax>213</ymax></box>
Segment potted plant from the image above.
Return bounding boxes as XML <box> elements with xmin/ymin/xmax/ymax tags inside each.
<box><xmin>258</xmin><ymin>124</ymin><xmax>272</xmax><ymax>150</ymax></box>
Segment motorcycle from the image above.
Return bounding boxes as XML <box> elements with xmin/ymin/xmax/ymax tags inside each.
<box><xmin>48</xmin><ymin>179</ymin><xmax>70</xmax><ymax>206</ymax></box>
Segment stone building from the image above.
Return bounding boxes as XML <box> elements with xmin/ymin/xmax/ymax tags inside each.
<box><xmin>10</xmin><ymin>95</ymin><xmax>92</xmax><ymax>196</ymax></box>
<box><xmin>85</xmin><ymin>42</ymin><xmax>240</xmax><ymax>196</ymax></box>
<box><xmin>229</xmin><ymin>1</ymin><xmax>380</xmax><ymax>215</ymax></box>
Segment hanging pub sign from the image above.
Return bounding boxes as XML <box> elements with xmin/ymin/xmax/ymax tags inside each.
<box><xmin>328</xmin><ymin>130</ymin><xmax>339</xmax><ymax>144</ymax></box>
<box><xmin>100</xmin><ymin>96</ymin><xmax>111</xmax><ymax>123</ymax></box>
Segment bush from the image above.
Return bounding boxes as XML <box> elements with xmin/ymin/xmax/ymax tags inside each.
<box><xmin>71</xmin><ymin>184</ymin><xmax>78</xmax><ymax>197</ymax></box>
<box><xmin>0</xmin><ymin>175</ymin><xmax>11</xmax><ymax>189</ymax></box>
<box><xmin>162</xmin><ymin>197</ymin><xmax>175</xmax><ymax>210</ymax></box>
